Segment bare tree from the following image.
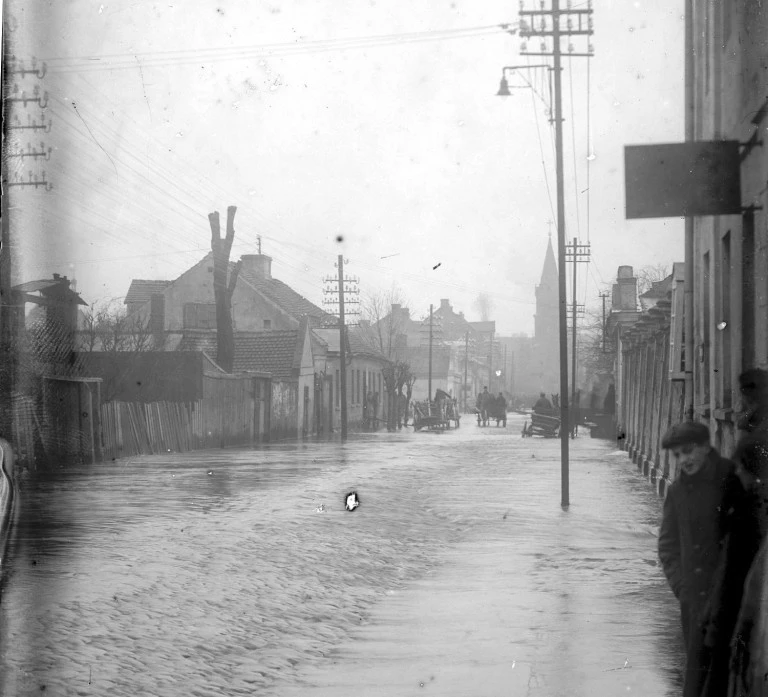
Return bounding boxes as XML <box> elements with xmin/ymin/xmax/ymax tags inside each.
<box><xmin>209</xmin><ymin>206</ymin><xmax>242</xmax><ymax>373</ymax></box>
<box><xmin>636</xmin><ymin>263</ymin><xmax>670</xmax><ymax>295</ymax></box>
<box><xmin>473</xmin><ymin>293</ymin><xmax>494</xmax><ymax>322</ymax></box>
<box><xmin>359</xmin><ymin>285</ymin><xmax>410</xmax><ymax>360</ymax></box>
<box><xmin>79</xmin><ymin>299</ymin><xmax>153</xmax><ymax>353</ymax></box>
<box><xmin>359</xmin><ymin>287</ymin><xmax>417</xmax><ymax>430</ymax></box>
<box><xmin>78</xmin><ymin>299</ymin><xmax>156</xmax><ymax>402</ymax></box>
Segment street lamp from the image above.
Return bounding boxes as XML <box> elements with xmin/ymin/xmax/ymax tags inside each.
<box><xmin>496</xmin><ymin>65</ymin><xmax>554</xmax><ymax>115</ymax></box>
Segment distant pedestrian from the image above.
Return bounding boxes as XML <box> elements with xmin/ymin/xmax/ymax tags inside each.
<box><xmin>657</xmin><ymin>422</ymin><xmax>741</xmax><ymax>697</ymax></box>
<box><xmin>533</xmin><ymin>392</ymin><xmax>552</xmax><ymax>413</ymax></box>
<box><xmin>696</xmin><ymin>436</ymin><xmax>768</xmax><ymax>696</ymax></box>
<box><xmin>736</xmin><ymin>369</ymin><xmax>768</xmax><ymax>438</ymax></box>
<box><xmin>396</xmin><ymin>392</ymin><xmax>407</xmax><ymax>429</ymax></box>
<box><xmin>372</xmin><ymin>391</ymin><xmax>380</xmax><ymax>428</ymax></box>
<box><xmin>493</xmin><ymin>392</ymin><xmax>506</xmax><ymax>427</ymax></box>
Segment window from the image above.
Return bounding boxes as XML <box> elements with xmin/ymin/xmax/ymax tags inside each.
<box><xmin>183</xmin><ymin>303</ymin><xmax>217</xmax><ymax>329</ymax></box>
<box><xmin>263</xmin><ymin>319</ymin><xmax>271</xmax><ymax>330</ymax></box>
<box><xmin>356</xmin><ymin>370</ymin><xmax>361</xmax><ymax>404</ymax></box>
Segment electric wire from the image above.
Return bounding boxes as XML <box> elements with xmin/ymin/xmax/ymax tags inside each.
<box><xmin>25</xmin><ymin>36</ymin><xmax>543</xmax><ymax>317</ymax></box>
<box><xmin>45</xmin><ymin>24</ymin><xmax>515</xmax><ymax>73</ymax></box>
<box><xmin>57</xmin><ymin>68</ymin><xmax>533</xmax><ymax>308</ymax></box>
<box><xmin>567</xmin><ymin>54</ymin><xmax>582</xmax><ymax>241</ymax></box>
<box><xmin>526</xmin><ymin>63</ymin><xmax>557</xmax><ymax>228</ymax></box>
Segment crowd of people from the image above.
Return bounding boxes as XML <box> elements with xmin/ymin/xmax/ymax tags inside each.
<box><xmin>658</xmin><ymin>368</ymin><xmax>768</xmax><ymax>697</ymax></box>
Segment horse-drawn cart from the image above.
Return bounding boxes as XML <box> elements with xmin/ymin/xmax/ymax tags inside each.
<box><xmin>522</xmin><ymin>410</ymin><xmax>560</xmax><ymax>438</ymax></box>
<box><xmin>412</xmin><ymin>391</ymin><xmax>460</xmax><ymax>431</ymax></box>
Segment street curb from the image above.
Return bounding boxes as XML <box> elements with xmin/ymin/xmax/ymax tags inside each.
<box><xmin>0</xmin><ymin>439</ymin><xmax>18</xmax><ymax>571</ymax></box>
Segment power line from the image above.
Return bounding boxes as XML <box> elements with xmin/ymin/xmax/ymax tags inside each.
<box><xmin>567</xmin><ymin>54</ymin><xmax>581</xmax><ymax>241</ymax></box>
<box><xmin>45</xmin><ymin>24</ymin><xmax>515</xmax><ymax>73</ymax></box>
<box><xmin>528</xmin><ymin>73</ymin><xmax>557</xmax><ymax>226</ymax></box>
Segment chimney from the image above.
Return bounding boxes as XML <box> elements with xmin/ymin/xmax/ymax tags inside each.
<box><xmin>240</xmin><ymin>254</ymin><xmax>272</xmax><ymax>280</ymax></box>
<box><xmin>616</xmin><ymin>266</ymin><xmax>637</xmax><ymax>311</ymax></box>
<box><xmin>440</xmin><ymin>298</ymin><xmax>451</xmax><ymax>312</ymax></box>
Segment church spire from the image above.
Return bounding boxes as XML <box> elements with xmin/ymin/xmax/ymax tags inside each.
<box><xmin>540</xmin><ymin>235</ymin><xmax>558</xmax><ymax>288</ymax></box>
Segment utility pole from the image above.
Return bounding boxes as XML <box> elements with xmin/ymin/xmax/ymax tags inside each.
<box><xmin>2</xmin><ymin>53</ymin><xmax>53</xmax><ymax>440</ymax></box>
<box><xmin>599</xmin><ymin>291</ymin><xmax>610</xmax><ymax>352</ymax></box>
<box><xmin>565</xmin><ymin>238</ymin><xmax>590</xmax><ymax>437</ymax></box>
<box><xmin>338</xmin><ymin>257</ymin><xmax>348</xmax><ymax>440</ymax></box>
<box><xmin>464</xmin><ymin>331</ymin><xmax>469</xmax><ymax>412</ymax></box>
<box><xmin>518</xmin><ymin>0</ymin><xmax>593</xmax><ymax>507</ymax></box>
<box><xmin>428</xmin><ymin>304</ymin><xmax>433</xmax><ymax>401</ymax></box>
<box><xmin>323</xmin><ymin>256</ymin><xmax>360</xmax><ymax>441</ymax></box>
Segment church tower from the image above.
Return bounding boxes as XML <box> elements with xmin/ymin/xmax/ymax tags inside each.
<box><xmin>533</xmin><ymin>237</ymin><xmax>560</xmax><ymax>394</ymax></box>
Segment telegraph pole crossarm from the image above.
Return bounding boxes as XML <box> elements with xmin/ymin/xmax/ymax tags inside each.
<box><xmin>323</xmin><ymin>257</ymin><xmax>360</xmax><ymax>441</ymax></box>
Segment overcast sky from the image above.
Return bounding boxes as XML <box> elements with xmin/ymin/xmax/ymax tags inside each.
<box><xmin>6</xmin><ymin>0</ymin><xmax>684</xmax><ymax>335</ymax></box>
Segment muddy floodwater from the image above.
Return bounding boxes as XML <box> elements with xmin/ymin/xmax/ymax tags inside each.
<box><xmin>1</xmin><ymin>415</ymin><xmax>683</xmax><ymax>696</ymax></box>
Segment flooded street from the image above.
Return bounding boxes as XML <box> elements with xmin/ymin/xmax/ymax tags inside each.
<box><xmin>1</xmin><ymin>415</ymin><xmax>683</xmax><ymax>696</ymax></box>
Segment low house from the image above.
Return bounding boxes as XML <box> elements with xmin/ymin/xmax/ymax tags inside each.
<box><xmin>125</xmin><ymin>252</ymin><xmax>332</xmax><ymax>336</ymax></box>
<box><xmin>177</xmin><ymin>318</ymin><xmax>316</xmax><ymax>440</ymax></box>
<box><xmin>120</xmin><ymin>251</ymin><xmax>331</xmax><ymax>441</ymax></box>
<box><xmin>312</xmin><ymin>326</ymin><xmax>391</xmax><ymax>430</ymax></box>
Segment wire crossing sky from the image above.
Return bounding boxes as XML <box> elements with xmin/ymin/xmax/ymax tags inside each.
<box><xmin>6</xmin><ymin>0</ymin><xmax>684</xmax><ymax>335</ymax></box>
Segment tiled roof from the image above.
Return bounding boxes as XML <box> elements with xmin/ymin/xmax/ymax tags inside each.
<box><xmin>125</xmin><ymin>279</ymin><xmax>172</xmax><ymax>305</ymax></box>
<box><xmin>239</xmin><ymin>269</ymin><xmax>329</xmax><ymax>323</ymax></box>
<box><xmin>177</xmin><ymin>330</ymin><xmax>300</xmax><ymax>380</ymax></box>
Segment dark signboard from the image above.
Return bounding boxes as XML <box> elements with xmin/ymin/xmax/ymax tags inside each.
<box><xmin>625</xmin><ymin>141</ymin><xmax>742</xmax><ymax>218</ymax></box>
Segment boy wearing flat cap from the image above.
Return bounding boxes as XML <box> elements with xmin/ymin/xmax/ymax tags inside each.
<box><xmin>657</xmin><ymin>421</ymin><xmax>741</xmax><ymax>696</ymax></box>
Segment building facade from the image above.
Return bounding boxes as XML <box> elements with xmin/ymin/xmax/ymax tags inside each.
<box><xmin>692</xmin><ymin>1</ymin><xmax>768</xmax><ymax>453</ymax></box>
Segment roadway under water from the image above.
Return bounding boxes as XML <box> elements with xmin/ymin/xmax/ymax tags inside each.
<box><xmin>0</xmin><ymin>415</ymin><xmax>683</xmax><ymax>696</ymax></box>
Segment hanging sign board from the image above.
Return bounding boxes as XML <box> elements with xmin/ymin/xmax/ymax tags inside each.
<box><xmin>625</xmin><ymin>141</ymin><xmax>741</xmax><ymax>218</ymax></box>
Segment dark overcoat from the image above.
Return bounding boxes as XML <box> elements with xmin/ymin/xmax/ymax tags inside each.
<box><xmin>657</xmin><ymin>449</ymin><xmax>740</xmax><ymax>682</ymax></box>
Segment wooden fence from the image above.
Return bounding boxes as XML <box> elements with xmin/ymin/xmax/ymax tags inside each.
<box><xmin>99</xmin><ymin>373</ymin><xmax>270</xmax><ymax>460</ymax></box>
<box><xmin>100</xmin><ymin>400</ymin><xmax>201</xmax><ymax>460</ymax></box>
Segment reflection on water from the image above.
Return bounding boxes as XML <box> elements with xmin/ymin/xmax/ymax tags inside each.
<box><xmin>0</xmin><ymin>422</ymin><xmax>683</xmax><ymax>696</ymax></box>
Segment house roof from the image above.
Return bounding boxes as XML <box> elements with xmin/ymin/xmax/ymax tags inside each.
<box><xmin>13</xmin><ymin>278</ymin><xmax>87</xmax><ymax>305</ymax></box>
<box><xmin>177</xmin><ymin>329</ymin><xmax>302</xmax><ymax>379</ymax></box>
<box><xmin>639</xmin><ymin>274</ymin><xmax>674</xmax><ymax>299</ymax></box>
<box><xmin>239</xmin><ymin>269</ymin><xmax>329</xmax><ymax>323</ymax></box>
<box><xmin>124</xmin><ymin>279</ymin><xmax>172</xmax><ymax>304</ymax></box>
<box><xmin>312</xmin><ymin>326</ymin><xmax>389</xmax><ymax>362</ymax></box>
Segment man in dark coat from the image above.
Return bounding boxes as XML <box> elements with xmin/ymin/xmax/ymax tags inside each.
<box><xmin>736</xmin><ymin>368</ymin><xmax>768</xmax><ymax>438</ymax></box>
<box><xmin>698</xmin><ymin>436</ymin><xmax>768</xmax><ymax>697</ymax></box>
<box><xmin>533</xmin><ymin>392</ymin><xmax>553</xmax><ymax>413</ymax></box>
<box><xmin>657</xmin><ymin>422</ymin><xmax>741</xmax><ymax>696</ymax></box>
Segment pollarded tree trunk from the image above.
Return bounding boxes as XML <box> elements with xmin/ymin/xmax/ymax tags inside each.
<box><xmin>209</xmin><ymin>206</ymin><xmax>242</xmax><ymax>373</ymax></box>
